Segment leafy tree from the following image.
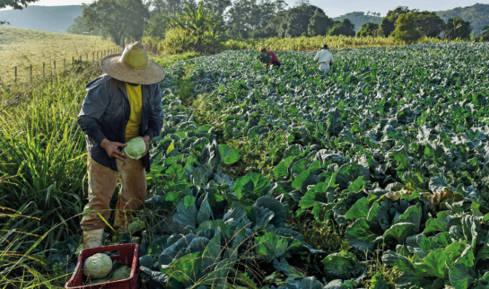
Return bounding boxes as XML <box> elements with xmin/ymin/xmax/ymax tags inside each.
<box><xmin>151</xmin><ymin>0</ymin><xmax>190</xmax><ymax>17</ymax></box>
<box><xmin>144</xmin><ymin>13</ymin><xmax>168</xmax><ymax>39</ymax></box>
<box><xmin>327</xmin><ymin>19</ymin><xmax>355</xmax><ymax>37</ymax></box>
<box><xmin>0</xmin><ymin>0</ymin><xmax>38</xmax><ymax>9</ymax></box>
<box><xmin>445</xmin><ymin>16</ymin><xmax>472</xmax><ymax>40</ymax></box>
<box><xmin>168</xmin><ymin>2</ymin><xmax>224</xmax><ymax>53</ymax></box>
<box><xmin>66</xmin><ymin>16</ymin><xmax>103</xmax><ymax>36</ymax></box>
<box><xmin>377</xmin><ymin>17</ymin><xmax>395</xmax><ymax>37</ymax></box>
<box><xmin>308</xmin><ymin>13</ymin><xmax>334</xmax><ymax>36</ymax></box>
<box><xmin>125</xmin><ymin>0</ymin><xmax>150</xmax><ymax>41</ymax></box>
<box><xmin>83</xmin><ymin>0</ymin><xmax>149</xmax><ymax>48</ymax></box>
<box><xmin>226</xmin><ymin>0</ymin><xmax>286</xmax><ymax>38</ymax></box>
<box><xmin>393</xmin><ymin>13</ymin><xmax>422</xmax><ymax>44</ymax></box>
<box><xmin>251</xmin><ymin>26</ymin><xmax>278</xmax><ymax>38</ymax></box>
<box><xmin>269</xmin><ymin>10</ymin><xmax>288</xmax><ymax>35</ymax></box>
<box><xmin>1</xmin><ymin>0</ymin><xmax>39</xmax><ymax>25</ymax></box>
<box><xmin>273</xmin><ymin>3</ymin><xmax>324</xmax><ymax>38</ymax></box>
<box><xmin>377</xmin><ymin>6</ymin><xmax>411</xmax><ymax>37</ymax></box>
<box><xmin>412</xmin><ymin>11</ymin><xmax>445</xmax><ymax>38</ymax></box>
<box><xmin>203</xmin><ymin>0</ymin><xmax>232</xmax><ymax>17</ymax></box>
<box><xmin>225</xmin><ymin>0</ymin><xmax>257</xmax><ymax>38</ymax></box>
<box><xmin>356</xmin><ymin>22</ymin><xmax>379</xmax><ymax>37</ymax></box>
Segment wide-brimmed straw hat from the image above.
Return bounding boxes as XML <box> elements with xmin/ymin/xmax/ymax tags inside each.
<box><xmin>100</xmin><ymin>41</ymin><xmax>165</xmax><ymax>85</ymax></box>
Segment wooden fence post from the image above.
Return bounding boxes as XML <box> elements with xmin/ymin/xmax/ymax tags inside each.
<box><xmin>79</xmin><ymin>55</ymin><xmax>82</xmax><ymax>61</ymax></box>
<box><xmin>72</xmin><ymin>56</ymin><xmax>75</xmax><ymax>65</ymax></box>
<box><xmin>93</xmin><ymin>52</ymin><xmax>95</xmax><ymax>62</ymax></box>
<box><xmin>97</xmin><ymin>51</ymin><xmax>99</xmax><ymax>61</ymax></box>
<box><xmin>15</xmin><ymin>66</ymin><xmax>17</xmax><ymax>82</ymax></box>
<box><xmin>86</xmin><ymin>53</ymin><xmax>88</xmax><ymax>61</ymax></box>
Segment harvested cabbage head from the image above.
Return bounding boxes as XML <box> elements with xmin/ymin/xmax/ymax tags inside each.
<box><xmin>124</xmin><ymin>138</ymin><xmax>146</xmax><ymax>160</ymax></box>
<box><xmin>83</xmin><ymin>253</ymin><xmax>113</xmax><ymax>279</ymax></box>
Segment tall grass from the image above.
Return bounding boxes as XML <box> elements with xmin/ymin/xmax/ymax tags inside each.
<box><xmin>144</xmin><ymin>34</ymin><xmax>474</xmax><ymax>56</ymax></box>
<box><xmin>0</xmin><ymin>204</ymin><xmax>88</xmax><ymax>288</ymax></box>
<box><xmin>223</xmin><ymin>35</ymin><xmax>472</xmax><ymax>51</ymax></box>
<box><xmin>0</xmin><ymin>63</ymin><xmax>103</xmax><ymax>241</ymax></box>
<box><xmin>0</xmin><ymin>63</ymin><xmax>107</xmax><ymax>288</ymax></box>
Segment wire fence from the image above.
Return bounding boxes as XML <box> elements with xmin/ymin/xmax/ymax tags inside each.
<box><xmin>1</xmin><ymin>43</ymin><xmax>162</xmax><ymax>87</ymax></box>
<box><xmin>0</xmin><ymin>44</ymin><xmax>162</xmax><ymax>111</ymax></box>
<box><xmin>0</xmin><ymin>47</ymin><xmax>125</xmax><ymax>85</ymax></box>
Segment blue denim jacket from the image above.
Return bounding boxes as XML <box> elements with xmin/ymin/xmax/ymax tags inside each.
<box><xmin>77</xmin><ymin>75</ymin><xmax>163</xmax><ymax>172</ymax></box>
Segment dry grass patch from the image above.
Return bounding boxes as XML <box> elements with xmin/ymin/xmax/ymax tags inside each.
<box><xmin>0</xmin><ymin>26</ymin><xmax>119</xmax><ymax>83</ymax></box>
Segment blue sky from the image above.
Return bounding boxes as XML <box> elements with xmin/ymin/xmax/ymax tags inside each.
<box><xmin>3</xmin><ymin>0</ymin><xmax>489</xmax><ymax>17</ymax></box>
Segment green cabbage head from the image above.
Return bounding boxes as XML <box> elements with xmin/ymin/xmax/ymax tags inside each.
<box><xmin>83</xmin><ymin>253</ymin><xmax>113</xmax><ymax>279</ymax></box>
<box><xmin>124</xmin><ymin>138</ymin><xmax>146</xmax><ymax>160</ymax></box>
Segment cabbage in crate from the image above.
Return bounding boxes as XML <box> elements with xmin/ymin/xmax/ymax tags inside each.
<box><xmin>83</xmin><ymin>253</ymin><xmax>113</xmax><ymax>279</ymax></box>
<box><xmin>124</xmin><ymin>138</ymin><xmax>146</xmax><ymax>160</ymax></box>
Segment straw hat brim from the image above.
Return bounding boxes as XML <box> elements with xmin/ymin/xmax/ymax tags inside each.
<box><xmin>100</xmin><ymin>54</ymin><xmax>165</xmax><ymax>85</ymax></box>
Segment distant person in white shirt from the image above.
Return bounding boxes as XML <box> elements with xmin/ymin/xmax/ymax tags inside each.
<box><xmin>314</xmin><ymin>44</ymin><xmax>334</xmax><ymax>75</ymax></box>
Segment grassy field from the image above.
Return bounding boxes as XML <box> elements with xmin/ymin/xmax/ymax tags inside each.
<box><xmin>0</xmin><ymin>26</ymin><xmax>120</xmax><ymax>83</ymax></box>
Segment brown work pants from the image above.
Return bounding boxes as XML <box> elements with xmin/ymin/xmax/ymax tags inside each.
<box><xmin>80</xmin><ymin>155</ymin><xmax>146</xmax><ymax>231</ymax></box>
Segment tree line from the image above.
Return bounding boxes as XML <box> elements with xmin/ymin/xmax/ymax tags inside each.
<box><xmin>369</xmin><ymin>6</ymin><xmax>476</xmax><ymax>42</ymax></box>
<box><xmin>62</xmin><ymin>0</ymin><xmax>489</xmax><ymax>52</ymax></box>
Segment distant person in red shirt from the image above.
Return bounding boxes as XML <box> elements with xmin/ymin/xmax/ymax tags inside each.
<box><xmin>260</xmin><ymin>47</ymin><xmax>281</xmax><ymax>69</ymax></box>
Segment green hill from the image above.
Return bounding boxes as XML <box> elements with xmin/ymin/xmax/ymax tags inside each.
<box><xmin>436</xmin><ymin>3</ymin><xmax>489</xmax><ymax>36</ymax></box>
<box><xmin>333</xmin><ymin>12</ymin><xmax>382</xmax><ymax>32</ymax></box>
<box><xmin>333</xmin><ymin>4</ymin><xmax>489</xmax><ymax>36</ymax></box>
<box><xmin>0</xmin><ymin>5</ymin><xmax>83</xmax><ymax>33</ymax></box>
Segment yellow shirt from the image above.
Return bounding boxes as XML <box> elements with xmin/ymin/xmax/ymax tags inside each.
<box><xmin>125</xmin><ymin>83</ymin><xmax>142</xmax><ymax>142</ymax></box>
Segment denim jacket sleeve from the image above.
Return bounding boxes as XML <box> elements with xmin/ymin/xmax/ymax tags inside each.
<box><xmin>77</xmin><ymin>76</ymin><xmax>110</xmax><ymax>144</ymax></box>
<box><xmin>143</xmin><ymin>84</ymin><xmax>164</xmax><ymax>140</ymax></box>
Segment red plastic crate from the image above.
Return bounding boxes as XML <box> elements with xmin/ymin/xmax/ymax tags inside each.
<box><xmin>65</xmin><ymin>243</ymin><xmax>139</xmax><ymax>289</ymax></box>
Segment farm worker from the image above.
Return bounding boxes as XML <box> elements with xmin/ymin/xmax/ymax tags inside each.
<box><xmin>314</xmin><ymin>44</ymin><xmax>334</xmax><ymax>75</ymax></box>
<box><xmin>259</xmin><ymin>47</ymin><xmax>281</xmax><ymax>69</ymax></box>
<box><xmin>77</xmin><ymin>41</ymin><xmax>165</xmax><ymax>249</ymax></box>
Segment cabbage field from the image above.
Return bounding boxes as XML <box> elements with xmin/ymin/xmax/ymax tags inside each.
<box><xmin>124</xmin><ymin>43</ymin><xmax>489</xmax><ymax>289</ymax></box>
<box><xmin>18</xmin><ymin>43</ymin><xmax>489</xmax><ymax>288</ymax></box>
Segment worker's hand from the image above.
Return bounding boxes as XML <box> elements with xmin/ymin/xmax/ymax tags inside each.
<box><xmin>136</xmin><ymin>135</ymin><xmax>150</xmax><ymax>157</ymax></box>
<box><xmin>101</xmin><ymin>139</ymin><xmax>128</xmax><ymax>163</ymax></box>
